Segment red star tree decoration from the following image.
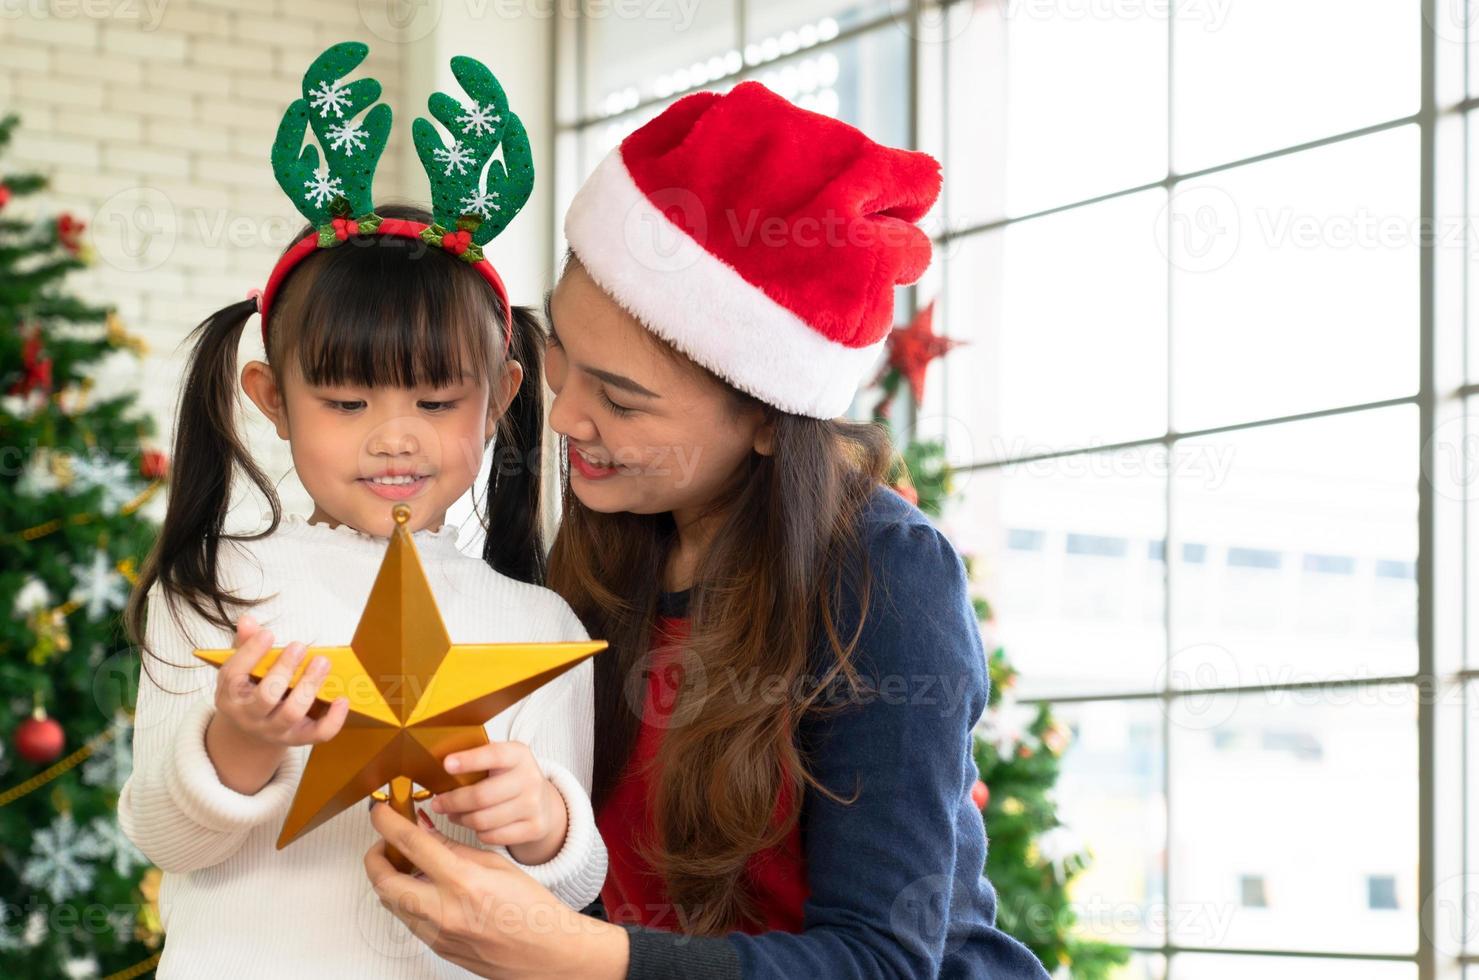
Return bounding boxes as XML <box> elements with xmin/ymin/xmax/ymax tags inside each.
<box><xmin>880</xmin><ymin>301</ymin><xmax>963</xmax><ymax>410</ymax></box>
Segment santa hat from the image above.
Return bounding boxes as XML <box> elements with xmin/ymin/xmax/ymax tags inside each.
<box><xmin>563</xmin><ymin>82</ymin><xmax>942</xmax><ymax>419</ymax></box>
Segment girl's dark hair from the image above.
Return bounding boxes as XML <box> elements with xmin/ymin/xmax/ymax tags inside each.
<box><xmin>126</xmin><ymin>202</ymin><xmax>546</xmax><ymax>659</ymax></box>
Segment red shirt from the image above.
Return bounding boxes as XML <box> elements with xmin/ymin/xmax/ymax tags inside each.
<box><xmin>596</xmin><ymin>607</ymin><xmax>810</xmax><ymax>934</ymax></box>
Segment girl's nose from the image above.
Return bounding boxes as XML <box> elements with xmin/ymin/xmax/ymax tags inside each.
<box><xmin>367</xmin><ymin>422</ymin><xmax>423</xmax><ymax>457</ymax></box>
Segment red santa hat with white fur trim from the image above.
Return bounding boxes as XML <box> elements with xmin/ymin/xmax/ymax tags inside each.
<box><xmin>563</xmin><ymin>81</ymin><xmax>942</xmax><ymax>419</ymax></box>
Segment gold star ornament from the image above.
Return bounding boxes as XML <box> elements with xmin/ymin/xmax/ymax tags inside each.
<box><xmin>194</xmin><ymin>504</ymin><xmax>606</xmax><ymax>871</ymax></box>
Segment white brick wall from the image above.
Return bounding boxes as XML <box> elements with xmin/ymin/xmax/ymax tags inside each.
<box><xmin>0</xmin><ymin>0</ymin><xmax>417</xmax><ymax>524</ymax></box>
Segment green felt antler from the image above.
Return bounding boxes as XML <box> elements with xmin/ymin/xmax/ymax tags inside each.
<box><xmin>271</xmin><ymin>42</ymin><xmax>392</xmax><ymax>229</ymax></box>
<box><xmin>412</xmin><ymin>55</ymin><xmax>534</xmax><ymax>259</ymax></box>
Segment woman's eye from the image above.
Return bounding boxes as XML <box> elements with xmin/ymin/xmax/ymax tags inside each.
<box><xmin>599</xmin><ymin>389</ymin><xmax>635</xmax><ymax>418</ymax></box>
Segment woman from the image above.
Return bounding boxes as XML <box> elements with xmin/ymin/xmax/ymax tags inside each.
<box><xmin>365</xmin><ymin>81</ymin><xmax>1051</xmax><ymax>979</ymax></box>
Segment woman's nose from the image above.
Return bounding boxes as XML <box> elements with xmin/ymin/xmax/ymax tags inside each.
<box><xmin>547</xmin><ymin>389</ymin><xmax>597</xmax><ymax>443</ymax></box>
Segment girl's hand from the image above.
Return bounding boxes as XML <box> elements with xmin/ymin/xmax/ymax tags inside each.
<box><xmin>213</xmin><ymin>614</ymin><xmax>350</xmax><ymax>751</ymax></box>
<box><xmin>364</xmin><ymin>803</ymin><xmax>628</xmax><ymax>980</ymax></box>
<box><xmin>428</xmin><ymin>741</ymin><xmax>568</xmax><ymax>866</ymax></box>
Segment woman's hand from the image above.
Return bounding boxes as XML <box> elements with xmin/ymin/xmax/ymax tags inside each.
<box><xmin>204</xmin><ymin>614</ymin><xmax>350</xmax><ymax>794</ymax></box>
<box><xmin>363</xmin><ymin>802</ymin><xmax>628</xmax><ymax>980</ymax></box>
<box><xmin>428</xmin><ymin>741</ymin><xmax>567</xmax><ymax>866</ymax></box>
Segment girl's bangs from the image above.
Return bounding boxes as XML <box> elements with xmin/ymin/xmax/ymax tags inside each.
<box><xmin>280</xmin><ymin>240</ymin><xmax>498</xmax><ymax>389</ymax></box>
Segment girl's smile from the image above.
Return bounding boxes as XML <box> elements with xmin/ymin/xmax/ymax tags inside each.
<box><xmin>359</xmin><ymin>471</ymin><xmax>434</xmax><ymax>500</ymax></box>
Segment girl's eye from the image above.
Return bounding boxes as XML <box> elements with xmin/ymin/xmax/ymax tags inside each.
<box><xmin>418</xmin><ymin>401</ymin><xmax>457</xmax><ymax>412</ymax></box>
<box><xmin>328</xmin><ymin>400</ymin><xmax>365</xmax><ymax>412</ymax></box>
<box><xmin>599</xmin><ymin>389</ymin><xmax>635</xmax><ymax>418</ymax></box>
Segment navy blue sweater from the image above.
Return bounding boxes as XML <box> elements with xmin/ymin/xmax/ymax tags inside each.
<box><xmin>589</xmin><ymin>487</ymin><xmax>1052</xmax><ymax>979</ymax></box>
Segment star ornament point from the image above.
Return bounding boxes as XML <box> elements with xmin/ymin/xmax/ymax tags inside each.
<box><xmin>193</xmin><ymin>504</ymin><xmax>606</xmax><ymax>854</ymax></box>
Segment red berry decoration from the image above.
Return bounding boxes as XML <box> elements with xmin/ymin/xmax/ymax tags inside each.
<box><xmin>16</xmin><ymin>709</ymin><xmax>65</xmax><ymax>765</ymax></box>
<box><xmin>970</xmin><ymin>778</ymin><xmax>990</xmax><ymax>811</ymax></box>
<box><xmin>140</xmin><ymin>448</ymin><xmax>169</xmax><ymax>480</ymax></box>
<box><xmin>0</xmin><ymin>184</ymin><xmax>11</xmax><ymax>211</ymax></box>
<box><xmin>56</xmin><ymin>212</ymin><xmax>86</xmax><ymax>254</ymax></box>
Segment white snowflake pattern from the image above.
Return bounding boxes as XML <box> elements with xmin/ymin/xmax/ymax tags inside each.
<box><xmin>21</xmin><ymin>812</ymin><xmax>107</xmax><ymax>903</ymax></box>
<box><xmin>456</xmin><ymin>100</ymin><xmax>502</xmax><ymax>138</ymax></box>
<box><xmin>70</xmin><ymin>548</ymin><xmax>128</xmax><ymax>621</ymax></box>
<box><xmin>82</xmin><ymin>715</ymin><xmax>132</xmax><ymax>791</ymax></box>
<box><xmin>308</xmin><ymin>78</ymin><xmax>351</xmax><ymax>119</ymax></box>
<box><xmin>85</xmin><ymin>816</ymin><xmax>146</xmax><ymax>878</ymax></box>
<box><xmin>459</xmin><ymin>187</ymin><xmax>502</xmax><ymax>219</ymax></box>
<box><xmin>326</xmin><ymin>120</ymin><xmax>367</xmax><ymax>156</ymax></box>
<box><xmin>432</xmin><ymin>139</ymin><xmax>475</xmax><ymax>177</ymax></box>
<box><xmin>13</xmin><ymin>576</ymin><xmax>52</xmax><ymax>617</ymax></box>
<box><xmin>302</xmin><ymin>170</ymin><xmax>345</xmax><ymax>209</ymax></box>
<box><xmin>70</xmin><ymin>452</ymin><xmax>135</xmax><ymax>514</ymax></box>
<box><xmin>63</xmin><ymin>956</ymin><xmax>99</xmax><ymax>980</ymax></box>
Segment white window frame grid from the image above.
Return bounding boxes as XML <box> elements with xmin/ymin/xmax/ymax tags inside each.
<box><xmin>554</xmin><ymin>3</ymin><xmax>1474</xmax><ymax>977</ymax></box>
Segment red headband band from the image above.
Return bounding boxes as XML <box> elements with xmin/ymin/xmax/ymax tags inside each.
<box><xmin>256</xmin><ymin>217</ymin><xmax>513</xmax><ymax>355</ymax></box>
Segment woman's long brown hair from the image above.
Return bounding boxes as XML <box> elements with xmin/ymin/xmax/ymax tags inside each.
<box><xmin>126</xmin><ymin>203</ymin><xmax>548</xmax><ymax>663</ymax></box>
<box><xmin>546</xmin><ymin>317</ymin><xmax>895</xmax><ymax>934</ymax></box>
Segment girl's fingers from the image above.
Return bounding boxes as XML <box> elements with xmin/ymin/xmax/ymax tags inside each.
<box><xmin>302</xmin><ymin>696</ymin><xmax>350</xmax><ymax>744</ymax></box>
<box><xmin>233</xmin><ymin>614</ymin><xmax>260</xmax><ymax>648</ymax></box>
<box><xmin>430</xmin><ymin>771</ymin><xmax>524</xmax><ymax>816</ymax></box>
<box><xmin>222</xmin><ymin>626</ymin><xmax>274</xmax><ymax>681</ymax></box>
<box><xmin>442</xmin><ymin>741</ymin><xmax>526</xmax><ymax>778</ymax></box>
<box><xmin>274</xmin><ymin>654</ymin><xmax>331</xmax><ymax>725</ymax></box>
<box><xmin>453</xmin><ymin>797</ymin><xmax>533</xmax><ymax>834</ymax></box>
<box><xmin>256</xmin><ymin>642</ymin><xmax>306</xmax><ymax>712</ymax></box>
<box><xmin>475</xmin><ymin>818</ymin><xmax>539</xmax><ymax>847</ymax></box>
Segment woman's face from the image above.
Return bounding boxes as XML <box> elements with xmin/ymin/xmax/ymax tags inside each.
<box><xmin>544</xmin><ymin>260</ymin><xmax>773</xmax><ymax>519</ymax></box>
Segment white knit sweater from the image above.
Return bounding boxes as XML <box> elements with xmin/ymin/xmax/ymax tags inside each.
<box><xmin>117</xmin><ymin>516</ymin><xmax>607</xmax><ymax>979</ymax></box>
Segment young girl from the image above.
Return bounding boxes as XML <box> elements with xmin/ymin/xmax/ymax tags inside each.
<box><xmin>118</xmin><ymin>201</ymin><xmax>607</xmax><ymax>977</ymax></box>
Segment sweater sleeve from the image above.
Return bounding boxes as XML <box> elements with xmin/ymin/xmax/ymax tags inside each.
<box><xmin>492</xmin><ymin>603</ymin><xmax>608</xmax><ymax>912</ymax></box>
<box><xmin>116</xmin><ymin>589</ymin><xmax>306</xmax><ymax>874</ymax></box>
<box><xmin>723</xmin><ymin>516</ymin><xmax>1050</xmax><ymax>979</ymax></box>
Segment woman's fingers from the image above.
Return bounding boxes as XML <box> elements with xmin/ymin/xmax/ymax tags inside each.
<box><xmin>363</xmin><ymin>836</ymin><xmax>438</xmax><ymax>911</ymax></box>
<box><xmin>367</xmin><ymin>802</ymin><xmax>468</xmax><ymax>886</ymax></box>
<box><xmin>232</xmin><ymin>614</ymin><xmax>260</xmax><ymax>649</ymax></box>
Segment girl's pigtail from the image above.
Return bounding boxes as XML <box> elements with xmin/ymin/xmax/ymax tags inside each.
<box><xmin>126</xmin><ymin>298</ymin><xmax>281</xmax><ymax>652</ymax></box>
<box><xmin>482</xmin><ymin>304</ymin><xmax>547</xmax><ymax>586</ymax></box>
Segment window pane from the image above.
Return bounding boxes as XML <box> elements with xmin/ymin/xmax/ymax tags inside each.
<box><xmin>1172</xmin><ymin>0</ymin><xmax>1419</xmax><ymax>173</ymax></box>
<box><xmin>943</xmin><ymin>0</ymin><xmax>1166</xmax><ymax>229</ymax></box>
<box><xmin>581</xmin><ymin>0</ymin><xmax>738</xmax><ymax>118</ymax></box>
<box><xmin>1048</xmin><ymin>700</ymin><xmax>1166</xmax><ymax>949</ymax></box>
<box><xmin>1170</xmin><ymin>407</ymin><xmax>1418</xmax><ymax>687</ymax></box>
<box><xmin>1169</xmin><ymin>686</ymin><xmax>1419</xmax><ymax>955</ymax></box>
<box><xmin>948</xmin><ymin>447</ymin><xmax>1166</xmax><ymax>700</ymax></box>
<box><xmin>743</xmin><ymin>0</ymin><xmax>889</xmax><ymax>46</ymax></box>
<box><xmin>1170</xmin><ymin>127</ymin><xmax>1418</xmax><ymax>431</ymax></box>
<box><xmin>936</xmin><ymin>192</ymin><xmax>1167</xmax><ymax>464</ymax></box>
<box><xmin>1171</xmin><ymin>954</ymin><xmax>1415</xmax><ymax>980</ymax></box>
<box><xmin>742</xmin><ymin>24</ymin><xmax>908</xmax><ymax>147</ymax></box>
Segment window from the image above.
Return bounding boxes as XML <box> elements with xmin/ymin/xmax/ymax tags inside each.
<box><xmin>557</xmin><ymin>2</ymin><xmax>1466</xmax><ymax>976</ymax></box>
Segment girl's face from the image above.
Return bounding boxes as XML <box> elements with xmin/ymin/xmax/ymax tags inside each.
<box><xmin>242</xmin><ymin>360</ymin><xmax>521</xmax><ymax>538</ymax></box>
<box><xmin>544</xmin><ymin>261</ymin><xmax>773</xmax><ymax>521</ymax></box>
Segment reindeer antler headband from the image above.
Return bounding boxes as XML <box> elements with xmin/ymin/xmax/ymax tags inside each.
<box><xmin>258</xmin><ymin>42</ymin><xmax>534</xmax><ymax>351</ymax></box>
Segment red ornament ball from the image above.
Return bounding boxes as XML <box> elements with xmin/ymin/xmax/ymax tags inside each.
<box><xmin>0</xmin><ymin>184</ymin><xmax>11</xmax><ymax>210</ymax></box>
<box><xmin>16</xmin><ymin>713</ymin><xmax>65</xmax><ymax>765</ymax></box>
<box><xmin>139</xmin><ymin>448</ymin><xmax>169</xmax><ymax>480</ymax></box>
<box><xmin>970</xmin><ymin>778</ymin><xmax>990</xmax><ymax>811</ymax></box>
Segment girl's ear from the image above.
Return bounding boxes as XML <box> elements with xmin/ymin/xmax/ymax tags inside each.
<box><xmin>753</xmin><ymin>412</ymin><xmax>777</xmax><ymax>457</ymax></box>
<box><xmin>241</xmin><ymin>360</ymin><xmax>290</xmax><ymax>440</ymax></box>
<box><xmin>486</xmin><ymin>360</ymin><xmax>525</xmax><ymax>442</ymax></box>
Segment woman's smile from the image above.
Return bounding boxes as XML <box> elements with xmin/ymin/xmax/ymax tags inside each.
<box><xmin>568</xmin><ymin>444</ymin><xmax>618</xmax><ymax>480</ymax></box>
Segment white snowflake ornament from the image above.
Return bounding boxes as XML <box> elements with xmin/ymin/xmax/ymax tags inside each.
<box><xmin>70</xmin><ymin>549</ymin><xmax>129</xmax><ymax>620</ymax></box>
<box><xmin>303</xmin><ymin>170</ymin><xmax>346</xmax><ymax>209</ymax></box>
<box><xmin>456</xmin><ymin>100</ymin><xmax>502</xmax><ymax>138</ymax></box>
<box><xmin>13</xmin><ymin>576</ymin><xmax>52</xmax><ymax>617</ymax></box>
<box><xmin>326</xmin><ymin>120</ymin><xmax>368</xmax><ymax>156</ymax></box>
<box><xmin>86</xmin><ymin>816</ymin><xmax>146</xmax><ymax>877</ymax></box>
<box><xmin>82</xmin><ymin>715</ymin><xmax>133</xmax><ymax>791</ymax></box>
<box><xmin>70</xmin><ymin>452</ymin><xmax>135</xmax><ymax>514</ymax></box>
<box><xmin>21</xmin><ymin>812</ymin><xmax>107</xmax><ymax>902</ymax></box>
<box><xmin>308</xmin><ymin>78</ymin><xmax>351</xmax><ymax>119</ymax></box>
<box><xmin>459</xmin><ymin>187</ymin><xmax>501</xmax><ymax>219</ymax></box>
<box><xmin>433</xmin><ymin>139</ymin><xmax>475</xmax><ymax>177</ymax></box>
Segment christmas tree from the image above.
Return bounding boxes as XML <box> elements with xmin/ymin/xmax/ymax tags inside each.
<box><xmin>0</xmin><ymin>113</ymin><xmax>166</xmax><ymax>977</ymax></box>
<box><xmin>870</xmin><ymin>303</ymin><xmax>1130</xmax><ymax>978</ymax></box>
